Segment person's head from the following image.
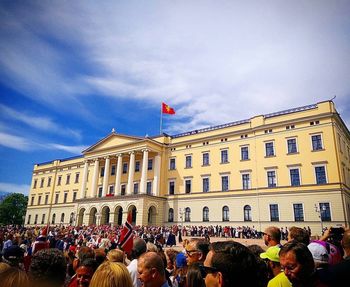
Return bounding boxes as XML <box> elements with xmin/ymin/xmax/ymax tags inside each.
<box><xmin>185</xmin><ymin>238</ymin><xmax>209</xmax><ymax>265</ymax></box>
<box><xmin>175</xmin><ymin>252</ymin><xmax>187</xmax><ymax>269</ymax></box>
<box><xmin>2</xmin><ymin>245</ymin><xmax>24</xmax><ymax>267</ymax></box>
<box><xmin>107</xmin><ymin>249</ymin><xmax>125</xmax><ymax>263</ymax></box>
<box><xmin>187</xmin><ymin>262</ymin><xmax>205</xmax><ymax>287</ymax></box>
<box><xmin>131</xmin><ymin>237</ymin><xmax>147</xmax><ymax>260</ymax></box>
<box><xmin>307</xmin><ymin>242</ymin><xmax>329</xmax><ymax>268</ymax></box>
<box><xmin>279</xmin><ymin>241</ymin><xmax>315</xmax><ymax>285</ymax></box>
<box><xmin>341</xmin><ymin>229</ymin><xmax>350</xmax><ymax>256</ymax></box>
<box><xmin>203</xmin><ymin>241</ymin><xmax>260</xmax><ymax>287</ymax></box>
<box><xmin>137</xmin><ymin>251</ymin><xmax>166</xmax><ymax>287</ymax></box>
<box><xmin>29</xmin><ymin>248</ymin><xmax>67</xmax><ymax>287</ymax></box>
<box><xmin>288</xmin><ymin>226</ymin><xmax>310</xmax><ymax>245</ymax></box>
<box><xmin>73</xmin><ymin>246</ymin><xmax>96</xmax><ymax>271</ymax></box>
<box><xmin>247</xmin><ymin>244</ymin><xmax>265</xmax><ymax>258</ymax></box>
<box><xmin>146</xmin><ymin>242</ymin><xmax>158</xmax><ymax>252</ymax></box>
<box><xmin>0</xmin><ymin>266</ymin><xmax>30</xmax><ymax>287</ymax></box>
<box><xmin>0</xmin><ymin>262</ymin><xmax>11</xmax><ymax>272</ymax></box>
<box><xmin>260</xmin><ymin>246</ymin><xmax>282</xmax><ymax>278</ymax></box>
<box><xmin>76</xmin><ymin>258</ymin><xmax>98</xmax><ymax>287</ymax></box>
<box><xmin>165</xmin><ymin>249</ymin><xmax>179</xmax><ymax>271</ymax></box>
<box><xmin>263</xmin><ymin>227</ymin><xmax>281</xmax><ymax>247</ymax></box>
<box><xmin>94</xmin><ymin>248</ymin><xmax>106</xmax><ymax>266</ymax></box>
<box><xmin>90</xmin><ymin>261</ymin><xmax>133</xmax><ymax>287</ymax></box>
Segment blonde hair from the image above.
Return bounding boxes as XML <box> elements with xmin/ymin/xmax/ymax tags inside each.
<box><xmin>107</xmin><ymin>249</ymin><xmax>125</xmax><ymax>263</ymax></box>
<box><xmin>1</xmin><ymin>267</ymin><xmax>30</xmax><ymax>287</ymax></box>
<box><xmin>90</xmin><ymin>261</ymin><xmax>133</xmax><ymax>287</ymax></box>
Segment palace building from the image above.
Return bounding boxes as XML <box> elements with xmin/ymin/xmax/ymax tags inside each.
<box><xmin>25</xmin><ymin>100</ymin><xmax>350</xmax><ymax>234</ymax></box>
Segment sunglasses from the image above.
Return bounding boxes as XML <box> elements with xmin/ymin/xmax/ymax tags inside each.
<box><xmin>199</xmin><ymin>265</ymin><xmax>219</xmax><ymax>278</ymax></box>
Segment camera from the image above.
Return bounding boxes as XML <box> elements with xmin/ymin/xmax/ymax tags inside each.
<box><xmin>329</xmin><ymin>227</ymin><xmax>345</xmax><ymax>242</ymax></box>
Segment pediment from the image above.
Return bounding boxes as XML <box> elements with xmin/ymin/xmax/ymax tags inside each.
<box><xmin>83</xmin><ymin>132</ymin><xmax>144</xmax><ymax>154</ymax></box>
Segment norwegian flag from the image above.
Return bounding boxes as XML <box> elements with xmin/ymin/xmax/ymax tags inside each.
<box><xmin>118</xmin><ymin>212</ymin><xmax>134</xmax><ymax>254</ymax></box>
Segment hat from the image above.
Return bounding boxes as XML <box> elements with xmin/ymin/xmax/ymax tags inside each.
<box><xmin>3</xmin><ymin>245</ymin><xmax>25</xmax><ymax>260</ymax></box>
<box><xmin>260</xmin><ymin>246</ymin><xmax>281</xmax><ymax>262</ymax></box>
<box><xmin>176</xmin><ymin>252</ymin><xmax>187</xmax><ymax>268</ymax></box>
<box><xmin>308</xmin><ymin>242</ymin><xmax>329</xmax><ymax>263</ymax></box>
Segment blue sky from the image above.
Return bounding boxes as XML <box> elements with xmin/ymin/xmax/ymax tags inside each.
<box><xmin>1</xmin><ymin>1</ymin><xmax>350</xmax><ymax>195</ymax></box>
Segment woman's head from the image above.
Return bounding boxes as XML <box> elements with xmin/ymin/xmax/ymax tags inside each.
<box><xmin>107</xmin><ymin>249</ymin><xmax>125</xmax><ymax>263</ymax></box>
<box><xmin>90</xmin><ymin>261</ymin><xmax>133</xmax><ymax>287</ymax></box>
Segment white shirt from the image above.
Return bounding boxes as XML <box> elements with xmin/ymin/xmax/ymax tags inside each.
<box><xmin>127</xmin><ymin>258</ymin><xmax>141</xmax><ymax>287</ymax></box>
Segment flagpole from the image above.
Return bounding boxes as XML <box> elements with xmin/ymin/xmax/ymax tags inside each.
<box><xmin>160</xmin><ymin>103</ymin><xmax>163</xmax><ymax>134</ymax></box>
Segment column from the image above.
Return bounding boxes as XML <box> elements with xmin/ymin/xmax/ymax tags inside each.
<box><xmin>140</xmin><ymin>149</ymin><xmax>149</xmax><ymax>194</ymax></box>
<box><xmin>80</xmin><ymin>160</ymin><xmax>89</xmax><ymax>199</ymax></box>
<box><xmin>90</xmin><ymin>158</ymin><xmax>99</xmax><ymax>197</ymax></box>
<box><xmin>115</xmin><ymin>154</ymin><xmax>122</xmax><ymax>195</ymax></box>
<box><xmin>126</xmin><ymin>152</ymin><xmax>135</xmax><ymax>195</ymax></box>
<box><xmin>153</xmin><ymin>154</ymin><xmax>161</xmax><ymax>196</ymax></box>
<box><xmin>102</xmin><ymin>156</ymin><xmax>110</xmax><ymax>197</ymax></box>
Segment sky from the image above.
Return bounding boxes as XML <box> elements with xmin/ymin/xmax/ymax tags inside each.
<box><xmin>0</xmin><ymin>1</ymin><xmax>350</xmax><ymax>196</ymax></box>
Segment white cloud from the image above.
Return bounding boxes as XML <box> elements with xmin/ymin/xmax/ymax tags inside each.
<box><xmin>0</xmin><ymin>182</ymin><xmax>30</xmax><ymax>195</ymax></box>
<box><xmin>46</xmin><ymin>143</ymin><xmax>87</xmax><ymax>154</ymax></box>
<box><xmin>0</xmin><ymin>132</ymin><xmax>32</xmax><ymax>151</ymax></box>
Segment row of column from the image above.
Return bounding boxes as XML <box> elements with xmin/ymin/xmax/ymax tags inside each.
<box><xmin>79</xmin><ymin>150</ymin><xmax>161</xmax><ymax>199</ymax></box>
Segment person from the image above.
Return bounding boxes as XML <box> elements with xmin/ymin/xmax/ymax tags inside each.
<box><xmin>186</xmin><ymin>262</ymin><xmax>205</xmax><ymax>287</ymax></box>
<box><xmin>166</xmin><ymin>231</ymin><xmax>176</xmax><ymax>247</ymax></box>
<box><xmin>127</xmin><ymin>237</ymin><xmax>147</xmax><ymax>287</ymax></box>
<box><xmin>76</xmin><ymin>258</ymin><xmax>98</xmax><ymax>287</ymax></box>
<box><xmin>185</xmin><ymin>238</ymin><xmax>209</xmax><ymax>266</ymax></box>
<box><xmin>107</xmin><ymin>249</ymin><xmax>126</xmax><ymax>264</ymax></box>
<box><xmin>288</xmin><ymin>226</ymin><xmax>310</xmax><ymax>245</ymax></box>
<box><xmin>29</xmin><ymin>248</ymin><xmax>67</xmax><ymax>287</ymax></box>
<box><xmin>263</xmin><ymin>226</ymin><xmax>282</xmax><ymax>247</ymax></box>
<box><xmin>137</xmin><ymin>251</ymin><xmax>169</xmax><ymax>287</ymax></box>
<box><xmin>1</xmin><ymin>244</ymin><xmax>24</xmax><ymax>268</ymax></box>
<box><xmin>170</xmin><ymin>252</ymin><xmax>187</xmax><ymax>287</ymax></box>
<box><xmin>165</xmin><ymin>249</ymin><xmax>179</xmax><ymax>276</ymax></box>
<box><xmin>202</xmin><ymin>241</ymin><xmax>261</xmax><ymax>287</ymax></box>
<box><xmin>0</xmin><ymin>266</ymin><xmax>30</xmax><ymax>287</ymax></box>
<box><xmin>279</xmin><ymin>241</ymin><xmax>328</xmax><ymax>287</ymax></box>
<box><xmin>90</xmin><ymin>261</ymin><xmax>133</xmax><ymax>287</ymax></box>
<box><xmin>260</xmin><ymin>246</ymin><xmax>292</xmax><ymax>287</ymax></box>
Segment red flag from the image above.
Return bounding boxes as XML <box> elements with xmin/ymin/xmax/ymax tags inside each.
<box><xmin>162</xmin><ymin>102</ymin><xmax>175</xmax><ymax>115</ymax></box>
<box><xmin>118</xmin><ymin>212</ymin><xmax>134</xmax><ymax>254</ymax></box>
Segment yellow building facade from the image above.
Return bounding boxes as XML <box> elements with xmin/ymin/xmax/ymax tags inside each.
<box><xmin>25</xmin><ymin>100</ymin><xmax>350</xmax><ymax>235</ymax></box>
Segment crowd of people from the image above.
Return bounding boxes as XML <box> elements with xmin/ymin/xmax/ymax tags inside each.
<box><xmin>0</xmin><ymin>223</ymin><xmax>348</xmax><ymax>287</ymax></box>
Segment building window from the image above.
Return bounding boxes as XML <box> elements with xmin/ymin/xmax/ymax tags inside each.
<box><xmin>315</xmin><ymin>166</ymin><xmax>327</xmax><ymax>184</ymax></box>
<box><xmin>265</xmin><ymin>142</ymin><xmax>275</xmax><ymax>157</ymax></box>
<box><xmin>287</xmin><ymin>138</ymin><xmax>297</xmax><ymax>154</ymax></box>
<box><xmin>40</xmin><ymin>178</ymin><xmax>44</xmax><ymax>188</ymax></box>
<box><xmin>52</xmin><ymin>213</ymin><xmax>56</xmax><ymax>224</ymax></box>
<box><xmin>169</xmin><ymin>181</ymin><xmax>175</xmax><ymax>195</ymax></box>
<box><xmin>33</xmin><ymin>179</ymin><xmax>37</xmax><ymax>189</ymax></box>
<box><xmin>244</xmin><ymin>205</ymin><xmax>252</xmax><ymax>221</ymax></box>
<box><xmin>185</xmin><ymin>155</ymin><xmax>192</xmax><ymax>168</ymax></box>
<box><xmin>319</xmin><ymin>202</ymin><xmax>331</xmax><ymax>221</ymax></box>
<box><xmin>64</xmin><ymin>193</ymin><xmax>68</xmax><ymax>203</ymax></box>
<box><xmin>185</xmin><ymin>207</ymin><xmax>191</xmax><ymax>222</ymax></box>
<box><xmin>221</xmin><ymin>150</ymin><xmax>228</xmax><ymax>163</ymax></box>
<box><xmin>290</xmin><ymin>168</ymin><xmax>301</xmax><ymax>186</ymax></box>
<box><xmin>47</xmin><ymin>177</ymin><xmax>51</xmax><ymax>187</ymax></box>
<box><xmin>203</xmin><ymin>153</ymin><xmax>210</xmax><ymax>166</ymax></box>
<box><xmin>100</xmin><ymin>167</ymin><xmax>105</xmax><ymax>177</ymax></box>
<box><xmin>222</xmin><ymin>206</ymin><xmax>229</xmax><ymax>221</ymax></box>
<box><xmin>242</xmin><ymin>174</ymin><xmax>250</xmax><ymax>190</ymax></box>
<box><xmin>98</xmin><ymin>187</ymin><xmax>103</xmax><ymax>197</ymax></box>
<box><xmin>267</xmin><ymin>170</ymin><xmax>277</xmax><ymax>187</ymax></box>
<box><xmin>293</xmin><ymin>203</ymin><xmax>304</xmax><ymax>221</ymax></box>
<box><xmin>45</xmin><ymin>194</ymin><xmax>49</xmax><ymax>205</ymax></box>
<box><xmin>203</xmin><ymin>177</ymin><xmax>210</xmax><ymax>193</ymax></box>
<box><xmin>75</xmin><ymin>173</ymin><xmax>80</xmax><ymax>183</ymax></box>
<box><xmin>109</xmin><ymin>185</ymin><xmax>115</xmax><ymax>195</ymax></box>
<box><xmin>73</xmin><ymin>192</ymin><xmax>77</xmax><ymax>201</ymax></box>
<box><xmin>66</xmin><ymin>174</ymin><xmax>70</xmax><ymax>185</ymax></box>
<box><xmin>41</xmin><ymin>214</ymin><xmax>45</xmax><ymax>224</ymax></box>
<box><xmin>133</xmin><ymin>183</ymin><xmax>139</xmax><ymax>194</ymax></box>
<box><xmin>121</xmin><ymin>184</ymin><xmax>126</xmax><ymax>196</ymax></box>
<box><xmin>241</xmin><ymin>146</ymin><xmax>249</xmax><ymax>160</ymax></box>
<box><xmin>135</xmin><ymin>161</ymin><xmax>140</xmax><ymax>172</ymax></box>
<box><xmin>60</xmin><ymin>213</ymin><xmax>65</xmax><ymax>223</ymax></box>
<box><xmin>185</xmin><ymin>179</ymin><xmax>192</xmax><ymax>194</ymax></box>
<box><xmin>146</xmin><ymin>181</ymin><xmax>152</xmax><ymax>195</ymax></box>
<box><xmin>122</xmin><ymin>163</ymin><xmax>128</xmax><ymax>174</ymax></box>
<box><xmin>55</xmin><ymin>193</ymin><xmax>59</xmax><ymax>204</ymax></box>
<box><xmin>148</xmin><ymin>159</ymin><xmax>153</xmax><ymax>170</ymax></box>
<box><xmin>111</xmin><ymin>165</ymin><xmax>116</xmax><ymax>176</ymax></box>
<box><xmin>38</xmin><ymin>195</ymin><xmax>41</xmax><ymax>205</ymax></box>
<box><xmin>57</xmin><ymin>176</ymin><xmax>62</xmax><ymax>186</ymax></box>
<box><xmin>221</xmin><ymin>175</ymin><xmax>229</xmax><ymax>191</ymax></box>
<box><xmin>31</xmin><ymin>196</ymin><xmax>34</xmax><ymax>206</ymax></box>
<box><xmin>27</xmin><ymin>215</ymin><xmax>31</xmax><ymax>224</ymax></box>
<box><xmin>34</xmin><ymin>214</ymin><xmax>38</xmax><ymax>225</ymax></box>
<box><xmin>168</xmin><ymin>208</ymin><xmax>174</xmax><ymax>222</ymax></box>
<box><xmin>69</xmin><ymin>212</ymin><xmax>74</xmax><ymax>224</ymax></box>
<box><xmin>312</xmin><ymin>134</ymin><xmax>323</xmax><ymax>151</ymax></box>
<box><xmin>270</xmin><ymin>204</ymin><xmax>279</xmax><ymax>221</ymax></box>
<box><xmin>203</xmin><ymin>207</ymin><xmax>209</xmax><ymax>222</ymax></box>
<box><xmin>169</xmin><ymin>158</ymin><xmax>176</xmax><ymax>170</ymax></box>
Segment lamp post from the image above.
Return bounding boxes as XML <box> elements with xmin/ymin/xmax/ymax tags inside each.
<box><xmin>314</xmin><ymin>204</ymin><xmax>326</xmax><ymax>236</ymax></box>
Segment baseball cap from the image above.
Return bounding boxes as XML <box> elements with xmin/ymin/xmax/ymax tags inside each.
<box><xmin>260</xmin><ymin>246</ymin><xmax>281</xmax><ymax>262</ymax></box>
<box><xmin>3</xmin><ymin>245</ymin><xmax>25</xmax><ymax>260</ymax></box>
<box><xmin>308</xmin><ymin>242</ymin><xmax>329</xmax><ymax>263</ymax></box>
<box><xmin>176</xmin><ymin>252</ymin><xmax>187</xmax><ymax>268</ymax></box>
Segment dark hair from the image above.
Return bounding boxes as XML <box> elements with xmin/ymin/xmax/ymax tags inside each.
<box><xmin>289</xmin><ymin>227</ymin><xmax>310</xmax><ymax>245</ymax></box>
<box><xmin>196</xmin><ymin>240</ymin><xmax>209</xmax><ymax>259</ymax></box>
<box><xmin>131</xmin><ymin>238</ymin><xmax>147</xmax><ymax>259</ymax></box>
<box><xmin>186</xmin><ymin>262</ymin><xmax>205</xmax><ymax>287</ymax></box>
<box><xmin>78</xmin><ymin>246</ymin><xmax>95</xmax><ymax>262</ymax></box>
<box><xmin>266</xmin><ymin>227</ymin><xmax>281</xmax><ymax>242</ymax></box>
<box><xmin>79</xmin><ymin>258</ymin><xmax>98</xmax><ymax>272</ymax></box>
<box><xmin>29</xmin><ymin>248</ymin><xmax>67</xmax><ymax>287</ymax></box>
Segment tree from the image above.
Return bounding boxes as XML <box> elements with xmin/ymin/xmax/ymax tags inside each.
<box><xmin>0</xmin><ymin>193</ymin><xmax>28</xmax><ymax>225</ymax></box>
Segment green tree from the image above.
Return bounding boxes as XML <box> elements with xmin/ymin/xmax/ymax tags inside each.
<box><xmin>0</xmin><ymin>193</ymin><xmax>28</xmax><ymax>225</ymax></box>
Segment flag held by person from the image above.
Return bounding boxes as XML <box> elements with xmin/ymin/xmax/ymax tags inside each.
<box><xmin>118</xmin><ymin>211</ymin><xmax>134</xmax><ymax>254</ymax></box>
<box><xmin>162</xmin><ymin>102</ymin><xmax>175</xmax><ymax>115</ymax></box>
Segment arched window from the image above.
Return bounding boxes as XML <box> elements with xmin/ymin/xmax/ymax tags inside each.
<box><xmin>60</xmin><ymin>213</ymin><xmax>65</xmax><ymax>223</ymax></box>
<box><xmin>185</xmin><ymin>207</ymin><xmax>191</xmax><ymax>222</ymax></box>
<box><xmin>69</xmin><ymin>212</ymin><xmax>75</xmax><ymax>224</ymax></box>
<box><xmin>203</xmin><ymin>207</ymin><xmax>209</xmax><ymax>222</ymax></box>
<box><xmin>168</xmin><ymin>208</ymin><xmax>174</xmax><ymax>222</ymax></box>
<box><xmin>52</xmin><ymin>213</ymin><xmax>56</xmax><ymax>224</ymax></box>
<box><xmin>244</xmin><ymin>205</ymin><xmax>252</xmax><ymax>221</ymax></box>
<box><xmin>223</xmin><ymin>206</ymin><xmax>229</xmax><ymax>221</ymax></box>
